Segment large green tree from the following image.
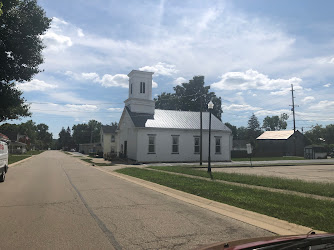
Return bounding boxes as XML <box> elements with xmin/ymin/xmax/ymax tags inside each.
<box><xmin>155</xmin><ymin>76</ymin><xmax>223</xmax><ymax>120</ymax></box>
<box><xmin>58</xmin><ymin>127</ymin><xmax>73</xmax><ymax>150</ymax></box>
<box><xmin>0</xmin><ymin>120</ymin><xmax>53</xmax><ymax>149</ymax></box>
<box><xmin>72</xmin><ymin>120</ymin><xmax>102</xmax><ymax>146</ymax></box>
<box><xmin>262</xmin><ymin>113</ymin><xmax>289</xmax><ymax>131</ymax></box>
<box><xmin>0</xmin><ymin>0</ymin><xmax>51</xmax><ymax>121</ymax></box>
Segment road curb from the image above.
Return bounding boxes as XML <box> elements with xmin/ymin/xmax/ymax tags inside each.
<box><xmin>94</xmin><ymin>167</ymin><xmax>326</xmax><ymax>236</ymax></box>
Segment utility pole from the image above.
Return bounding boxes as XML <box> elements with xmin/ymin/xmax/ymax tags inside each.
<box><xmin>200</xmin><ymin>93</ymin><xmax>203</xmax><ymax>165</ymax></box>
<box><xmin>290</xmin><ymin>84</ymin><xmax>299</xmax><ymax>155</ymax></box>
<box><xmin>290</xmin><ymin>84</ymin><xmax>296</xmax><ymax>133</ymax></box>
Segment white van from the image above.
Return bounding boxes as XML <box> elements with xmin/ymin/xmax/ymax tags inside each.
<box><xmin>0</xmin><ymin>140</ymin><xmax>9</xmax><ymax>182</ymax></box>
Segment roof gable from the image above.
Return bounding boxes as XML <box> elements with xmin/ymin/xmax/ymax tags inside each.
<box><xmin>101</xmin><ymin>125</ymin><xmax>117</xmax><ymax>133</ymax></box>
<box><xmin>257</xmin><ymin>130</ymin><xmax>295</xmax><ymax>140</ymax></box>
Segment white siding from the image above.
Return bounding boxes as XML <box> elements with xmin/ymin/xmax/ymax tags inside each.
<box><xmin>135</xmin><ymin>128</ymin><xmax>231</xmax><ymax>163</ymax></box>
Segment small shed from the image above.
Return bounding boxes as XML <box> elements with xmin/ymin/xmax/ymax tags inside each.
<box><xmin>304</xmin><ymin>145</ymin><xmax>327</xmax><ymax>159</ymax></box>
<box><xmin>256</xmin><ymin>130</ymin><xmax>308</xmax><ymax>157</ymax></box>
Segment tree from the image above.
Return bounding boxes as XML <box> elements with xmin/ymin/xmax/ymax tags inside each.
<box><xmin>0</xmin><ymin>83</ymin><xmax>31</xmax><ymax>122</ymax></box>
<box><xmin>58</xmin><ymin>127</ymin><xmax>73</xmax><ymax>150</ymax></box>
<box><xmin>225</xmin><ymin>122</ymin><xmax>237</xmax><ymax>138</ymax></box>
<box><xmin>0</xmin><ymin>0</ymin><xmax>51</xmax><ymax>121</ymax></box>
<box><xmin>262</xmin><ymin>113</ymin><xmax>289</xmax><ymax>131</ymax></box>
<box><xmin>36</xmin><ymin>123</ymin><xmax>52</xmax><ymax>149</ymax></box>
<box><xmin>155</xmin><ymin>76</ymin><xmax>223</xmax><ymax>120</ymax></box>
<box><xmin>72</xmin><ymin>120</ymin><xmax>102</xmax><ymax>146</ymax></box>
<box><xmin>0</xmin><ymin>2</ymin><xmax>3</xmax><ymax>16</ymax></box>
<box><xmin>247</xmin><ymin>113</ymin><xmax>262</xmax><ymax>145</ymax></box>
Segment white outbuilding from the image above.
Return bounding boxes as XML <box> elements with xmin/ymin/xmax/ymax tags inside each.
<box><xmin>116</xmin><ymin>70</ymin><xmax>232</xmax><ymax>163</ymax></box>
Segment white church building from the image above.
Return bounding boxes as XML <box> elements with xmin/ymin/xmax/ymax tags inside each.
<box><xmin>116</xmin><ymin>70</ymin><xmax>232</xmax><ymax>163</ymax></box>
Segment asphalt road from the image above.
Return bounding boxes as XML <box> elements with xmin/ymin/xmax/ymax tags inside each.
<box><xmin>0</xmin><ymin>151</ymin><xmax>274</xmax><ymax>249</ymax></box>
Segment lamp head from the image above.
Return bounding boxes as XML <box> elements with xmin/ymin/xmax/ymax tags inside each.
<box><xmin>208</xmin><ymin>101</ymin><xmax>214</xmax><ymax>109</ymax></box>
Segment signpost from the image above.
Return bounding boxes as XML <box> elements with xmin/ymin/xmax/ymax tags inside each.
<box><xmin>246</xmin><ymin>143</ymin><xmax>253</xmax><ymax>167</ymax></box>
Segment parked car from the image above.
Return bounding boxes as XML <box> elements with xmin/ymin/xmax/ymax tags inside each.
<box><xmin>0</xmin><ymin>140</ymin><xmax>9</xmax><ymax>182</ymax></box>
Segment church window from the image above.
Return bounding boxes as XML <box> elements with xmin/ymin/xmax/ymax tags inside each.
<box><xmin>148</xmin><ymin>135</ymin><xmax>156</xmax><ymax>153</ymax></box>
<box><xmin>172</xmin><ymin>135</ymin><xmax>179</xmax><ymax>154</ymax></box>
<box><xmin>194</xmin><ymin>137</ymin><xmax>200</xmax><ymax>154</ymax></box>
<box><xmin>215</xmin><ymin>137</ymin><xmax>221</xmax><ymax>154</ymax></box>
<box><xmin>111</xmin><ymin>135</ymin><xmax>115</xmax><ymax>142</ymax></box>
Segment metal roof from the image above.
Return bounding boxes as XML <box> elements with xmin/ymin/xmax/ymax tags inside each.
<box><xmin>126</xmin><ymin>107</ymin><xmax>231</xmax><ymax>132</ymax></box>
<box><xmin>257</xmin><ymin>130</ymin><xmax>295</xmax><ymax>140</ymax></box>
<box><xmin>101</xmin><ymin>125</ymin><xmax>117</xmax><ymax>134</ymax></box>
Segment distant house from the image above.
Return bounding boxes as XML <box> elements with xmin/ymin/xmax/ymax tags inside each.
<box><xmin>116</xmin><ymin>70</ymin><xmax>232</xmax><ymax>163</ymax></box>
<box><xmin>0</xmin><ymin>131</ymin><xmax>28</xmax><ymax>154</ymax></box>
<box><xmin>256</xmin><ymin>130</ymin><xmax>308</xmax><ymax>157</ymax></box>
<box><xmin>79</xmin><ymin>143</ymin><xmax>102</xmax><ymax>155</ymax></box>
<box><xmin>100</xmin><ymin>125</ymin><xmax>117</xmax><ymax>157</ymax></box>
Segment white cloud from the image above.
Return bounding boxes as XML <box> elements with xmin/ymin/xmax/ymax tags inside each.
<box><xmin>324</xmin><ymin>83</ymin><xmax>331</xmax><ymax>87</ymax></box>
<box><xmin>77</xmin><ymin>28</ymin><xmax>85</xmax><ymax>37</ymax></box>
<box><xmin>65</xmin><ymin>71</ymin><xmax>100</xmax><ymax>82</ymax></box>
<box><xmin>310</xmin><ymin>100</ymin><xmax>334</xmax><ymax>110</ymax></box>
<box><xmin>17</xmin><ymin>79</ymin><xmax>57</xmax><ymax>92</ymax></box>
<box><xmin>100</xmin><ymin>74</ymin><xmax>129</xmax><ymax>88</ymax></box>
<box><xmin>152</xmin><ymin>80</ymin><xmax>158</xmax><ymax>88</ymax></box>
<box><xmin>212</xmin><ymin>69</ymin><xmax>302</xmax><ymax>96</ymax></box>
<box><xmin>65</xmin><ymin>104</ymin><xmax>98</xmax><ymax>111</ymax></box>
<box><xmin>173</xmin><ymin>77</ymin><xmax>187</xmax><ymax>85</ymax></box>
<box><xmin>139</xmin><ymin>62</ymin><xmax>178</xmax><ymax>76</ymax></box>
<box><xmin>107</xmin><ymin>108</ymin><xmax>123</xmax><ymax>112</ymax></box>
<box><xmin>302</xmin><ymin>96</ymin><xmax>315</xmax><ymax>103</ymax></box>
<box><xmin>41</xmin><ymin>17</ymin><xmax>73</xmax><ymax>52</ymax></box>
<box><xmin>329</xmin><ymin>58</ymin><xmax>334</xmax><ymax>64</ymax></box>
<box><xmin>254</xmin><ymin>109</ymin><xmax>291</xmax><ymax>117</ymax></box>
<box><xmin>222</xmin><ymin>104</ymin><xmax>262</xmax><ymax>111</ymax></box>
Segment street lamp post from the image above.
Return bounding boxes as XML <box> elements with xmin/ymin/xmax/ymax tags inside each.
<box><xmin>207</xmin><ymin>101</ymin><xmax>214</xmax><ymax>173</ymax></box>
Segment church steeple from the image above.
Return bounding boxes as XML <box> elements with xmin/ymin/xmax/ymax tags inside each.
<box><xmin>124</xmin><ymin>70</ymin><xmax>155</xmax><ymax>114</ymax></box>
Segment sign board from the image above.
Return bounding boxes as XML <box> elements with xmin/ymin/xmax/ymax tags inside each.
<box><xmin>246</xmin><ymin>143</ymin><xmax>252</xmax><ymax>154</ymax></box>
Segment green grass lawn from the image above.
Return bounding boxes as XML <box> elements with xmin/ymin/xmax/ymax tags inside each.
<box><xmin>8</xmin><ymin>155</ymin><xmax>31</xmax><ymax>164</ymax></box>
<box><xmin>232</xmin><ymin>156</ymin><xmax>305</xmax><ymax>161</ymax></box>
<box><xmin>149</xmin><ymin>166</ymin><xmax>334</xmax><ymax>198</ymax></box>
<box><xmin>80</xmin><ymin>158</ymin><xmax>112</xmax><ymax>166</ymax></box>
<box><xmin>117</xmin><ymin>167</ymin><xmax>334</xmax><ymax>232</ymax></box>
<box><xmin>8</xmin><ymin>150</ymin><xmax>44</xmax><ymax>164</ymax></box>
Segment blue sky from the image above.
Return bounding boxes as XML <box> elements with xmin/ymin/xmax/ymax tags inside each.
<box><xmin>9</xmin><ymin>0</ymin><xmax>334</xmax><ymax>138</ymax></box>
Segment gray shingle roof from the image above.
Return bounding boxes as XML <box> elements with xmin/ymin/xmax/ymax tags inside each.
<box><xmin>101</xmin><ymin>125</ymin><xmax>117</xmax><ymax>133</ymax></box>
<box><xmin>126</xmin><ymin>107</ymin><xmax>231</xmax><ymax>132</ymax></box>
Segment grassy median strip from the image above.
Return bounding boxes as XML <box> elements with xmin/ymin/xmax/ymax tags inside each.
<box><xmin>116</xmin><ymin>167</ymin><xmax>334</xmax><ymax>232</ymax></box>
<box><xmin>232</xmin><ymin>156</ymin><xmax>305</xmax><ymax>161</ymax></box>
<box><xmin>149</xmin><ymin>166</ymin><xmax>334</xmax><ymax>198</ymax></box>
<box><xmin>80</xmin><ymin>158</ymin><xmax>112</xmax><ymax>166</ymax></box>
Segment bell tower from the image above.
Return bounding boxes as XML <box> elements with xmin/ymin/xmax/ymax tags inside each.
<box><xmin>124</xmin><ymin>70</ymin><xmax>155</xmax><ymax>114</ymax></box>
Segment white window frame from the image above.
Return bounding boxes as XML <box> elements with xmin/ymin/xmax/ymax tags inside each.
<box><xmin>215</xmin><ymin>136</ymin><xmax>222</xmax><ymax>154</ymax></box>
<box><xmin>194</xmin><ymin>136</ymin><xmax>200</xmax><ymax>154</ymax></box>
<box><xmin>172</xmin><ymin>135</ymin><xmax>179</xmax><ymax>154</ymax></box>
<box><xmin>148</xmin><ymin>134</ymin><xmax>156</xmax><ymax>154</ymax></box>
